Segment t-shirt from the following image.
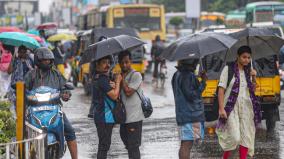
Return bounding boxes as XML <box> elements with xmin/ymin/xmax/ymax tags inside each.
<box><xmin>92</xmin><ymin>73</ymin><xmax>115</xmax><ymax>123</ymax></box>
<box><xmin>120</xmin><ymin>70</ymin><xmax>145</xmax><ymax>123</ymax></box>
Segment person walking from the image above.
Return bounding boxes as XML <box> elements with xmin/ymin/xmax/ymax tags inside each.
<box><xmin>24</xmin><ymin>47</ymin><xmax>78</xmax><ymax>159</ymax></box>
<box><xmin>52</xmin><ymin>41</ymin><xmax>65</xmax><ymax>76</ymax></box>
<box><xmin>171</xmin><ymin>59</ymin><xmax>207</xmax><ymax>159</ymax></box>
<box><xmin>151</xmin><ymin>35</ymin><xmax>165</xmax><ymax>85</ymax></box>
<box><xmin>216</xmin><ymin>46</ymin><xmax>261</xmax><ymax>159</ymax></box>
<box><xmin>7</xmin><ymin>45</ymin><xmax>34</xmax><ymax>113</ymax></box>
<box><xmin>92</xmin><ymin>55</ymin><xmax>122</xmax><ymax>159</ymax></box>
<box><xmin>119</xmin><ymin>51</ymin><xmax>144</xmax><ymax>159</ymax></box>
<box><xmin>0</xmin><ymin>44</ymin><xmax>12</xmax><ymax>98</ymax></box>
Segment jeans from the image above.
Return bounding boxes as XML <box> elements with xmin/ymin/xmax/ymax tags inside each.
<box><xmin>95</xmin><ymin>122</ymin><xmax>114</xmax><ymax>159</ymax></box>
<box><xmin>120</xmin><ymin>121</ymin><xmax>143</xmax><ymax>159</ymax></box>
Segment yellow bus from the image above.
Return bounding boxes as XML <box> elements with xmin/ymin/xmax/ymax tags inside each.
<box><xmin>200</xmin><ymin>12</ymin><xmax>225</xmax><ymax>28</ymax></box>
<box><xmin>80</xmin><ymin>4</ymin><xmax>166</xmax><ymax>41</ymax></box>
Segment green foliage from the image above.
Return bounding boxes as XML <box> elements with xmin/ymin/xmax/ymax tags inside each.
<box><xmin>208</xmin><ymin>0</ymin><xmax>237</xmax><ymax>13</ymax></box>
<box><xmin>0</xmin><ymin>101</ymin><xmax>11</xmax><ymax>111</ymax></box>
<box><xmin>169</xmin><ymin>17</ymin><xmax>184</xmax><ymax>28</ymax></box>
<box><xmin>0</xmin><ymin>101</ymin><xmax>16</xmax><ymax>154</ymax></box>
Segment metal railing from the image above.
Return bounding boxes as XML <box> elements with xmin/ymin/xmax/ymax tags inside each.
<box><xmin>0</xmin><ymin>122</ymin><xmax>47</xmax><ymax>159</ymax></box>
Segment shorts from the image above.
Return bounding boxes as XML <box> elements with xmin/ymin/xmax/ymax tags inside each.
<box><xmin>179</xmin><ymin>122</ymin><xmax>205</xmax><ymax>141</ymax></box>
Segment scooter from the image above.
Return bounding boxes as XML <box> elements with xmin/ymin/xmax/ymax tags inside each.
<box><xmin>26</xmin><ymin>85</ymin><xmax>72</xmax><ymax>158</ymax></box>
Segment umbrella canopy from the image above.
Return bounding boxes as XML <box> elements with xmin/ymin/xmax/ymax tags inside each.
<box><xmin>227</xmin><ymin>27</ymin><xmax>284</xmax><ymax>61</ymax></box>
<box><xmin>80</xmin><ymin>35</ymin><xmax>145</xmax><ymax>65</ymax></box>
<box><xmin>27</xmin><ymin>29</ymin><xmax>40</xmax><ymax>36</ymax></box>
<box><xmin>25</xmin><ymin>33</ymin><xmax>43</xmax><ymax>43</ymax></box>
<box><xmin>160</xmin><ymin>32</ymin><xmax>238</xmax><ymax>61</ymax></box>
<box><xmin>47</xmin><ymin>33</ymin><xmax>77</xmax><ymax>42</ymax></box>
<box><xmin>36</xmin><ymin>23</ymin><xmax>57</xmax><ymax>30</ymax></box>
<box><xmin>0</xmin><ymin>27</ymin><xmax>23</xmax><ymax>33</ymax></box>
<box><xmin>0</xmin><ymin>32</ymin><xmax>40</xmax><ymax>49</ymax></box>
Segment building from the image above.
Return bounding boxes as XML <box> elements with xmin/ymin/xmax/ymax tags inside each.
<box><xmin>0</xmin><ymin>0</ymin><xmax>39</xmax><ymax>27</ymax></box>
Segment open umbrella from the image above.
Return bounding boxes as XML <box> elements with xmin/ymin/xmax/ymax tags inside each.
<box><xmin>36</xmin><ymin>23</ymin><xmax>57</xmax><ymax>30</ymax></box>
<box><xmin>0</xmin><ymin>27</ymin><xmax>23</xmax><ymax>33</ymax></box>
<box><xmin>0</xmin><ymin>32</ymin><xmax>40</xmax><ymax>49</ymax></box>
<box><xmin>47</xmin><ymin>33</ymin><xmax>77</xmax><ymax>42</ymax></box>
<box><xmin>80</xmin><ymin>35</ymin><xmax>145</xmax><ymax>65</ymax></box>
<box><xmin>25</xmin><ymin>33</ymin><xmax>43</xmax><ymax>43</ymax></box>
<box><xmin>160</xmin><ymin>32</ymin><xmax>238</xmax><ymax>61</ymax></box>
<box><xmin>227</xmin><ymin>27</ymin><xmax>284</xmax><ymax>62</ymax></box>
<box><xmin>27</xmin><ymin>29</ymin><xmax>40</xmax><ymax>36</ymax></box>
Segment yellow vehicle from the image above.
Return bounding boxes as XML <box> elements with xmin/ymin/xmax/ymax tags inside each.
<box><xmin>80</xmin><ymin>4</ymin><xmax>166</xmax><ymax>41</ymax></box>
<box><xmin>72</xmin><ymin>30</ymin><xmax>92</xmax><ymax>94</ymax></box>
<box><xmin>201</xmin><ymin>28</ymin><xmax>281</xmax><ymax>130</ymax></box>
<box><xmin>79</xmin><ymin>4</ymin><xmax>166</xmax><ymax>55</ymax></box>
<box><xmin>200</xmin><ymin>12</ymin><xmax>225</xmax><ymax>28</ymax></box>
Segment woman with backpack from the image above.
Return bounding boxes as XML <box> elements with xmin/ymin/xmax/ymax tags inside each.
<box><xmin>216</xmin><ymin>46</ymin><xmax>261</xmax><ymax>159</ymax></box>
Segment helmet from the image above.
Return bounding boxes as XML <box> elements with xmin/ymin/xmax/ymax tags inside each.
<box><xmin>35</xmin><ymin>47</ymin><xmax>54</xmax><ymax>60</ymax></box>
<box><xmin>34</xmin><ymin>47</ymin><xmax>54</xmax><ymax>71</ymax></box>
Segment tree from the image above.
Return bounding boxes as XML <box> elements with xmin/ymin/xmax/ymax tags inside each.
<box><xmin>208</xmin><ymin>0</ymin><xmax>237</xmax><ymax>13</ymax></box>
<box><xmin>169</xmin><ymin>17</ymin><xmax>184</xmax><ymax>29</ymax></box>
<box><xmin>144</xmin><ymin>0</ymin><xmax>185</xmax><ymax>12</ymax></box>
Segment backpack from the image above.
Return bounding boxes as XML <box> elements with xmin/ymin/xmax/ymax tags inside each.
<box><xmin>0</xmin><ymin>50</ymin><xmax>12</xmax><ymax>72</ymax></box>
<box><xmin>94</xmin><ymin>74</ymin><xmax>126</xmax><ymax>123</ymax></box>
<box><xmin>206</xmin><ymin>64</ymin><xmax>234</xmax><ymax>122</ymax></box>
<box><xmin>153</xmin><ymin>41</ymin><xmax>165</xmax><ymax>61</ymax></box>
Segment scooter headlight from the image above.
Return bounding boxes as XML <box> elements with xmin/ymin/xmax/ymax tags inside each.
<box><xmin>35</xmin><ymin>93</ymin><xmax>51</xmax><ymax>102</ymax></box>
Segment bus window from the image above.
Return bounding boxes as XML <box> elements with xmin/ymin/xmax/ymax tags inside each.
<box><xmin>113</xmin><ymin>8</ymin><xmax>161</xmax><ymax>31</ymax></box>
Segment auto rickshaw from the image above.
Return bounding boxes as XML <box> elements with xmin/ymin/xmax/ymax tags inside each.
<box><xmin>75</xmin><ymin>29</ymin><xmax>93</xmax><ymax>95</ymax></box>
<box><xmin>76</xmin><ymin>28</ymin><xmax>146</xmax><ymax>95</ymax></box>
<box><xmin>71</xmin><ymin>30</ymin><xmax>88</xmax><ymax>87</ymax></box>
<box><xmin>202</xmin><ymin>53</ymin><xmax>280</xmax><ymax>132</ymax></box>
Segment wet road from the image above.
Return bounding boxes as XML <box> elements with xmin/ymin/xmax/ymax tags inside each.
<box><xmin>63</xmin><ymin>62</ymin><xmax>284</xmax><ymax>159</ymax></box>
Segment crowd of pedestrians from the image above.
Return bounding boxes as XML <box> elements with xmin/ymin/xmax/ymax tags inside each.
<box><xmin>0</xmin><ymin>29</ymin><xmax>263</xmax><ymax>159</ymax></box>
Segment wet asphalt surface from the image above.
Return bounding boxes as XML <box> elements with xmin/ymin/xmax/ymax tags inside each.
<box><xmin>62</xmin><ymin>62</ymin><xmax>284</xmax><ymax>159</ymax></box>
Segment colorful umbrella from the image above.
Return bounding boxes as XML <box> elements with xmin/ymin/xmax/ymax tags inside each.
<box><xmin>0</xmin><ymin>32</ymin><xmax>40</xmax><ymax>49</ymax></box>
<box><xmin>0</xmin><ymin>27</ymin><xmax>23</xmax><ymax>33</ymax></box>
<box><xmin>25</xmin><ymin>33</ymin><xmax>44</xmax><ymax>43</ymax></box>
<box><xmin>47</xmin><ymin>33</ymin><xmax>77</xmax><ymax>42</ymax></box>
<box><xmin>27</xmin><ymin>29</ymin><xmax>40</xmax><ymax>36</ymax></box>
<box><xmin>36</xmin><ymin>23</ymin><xmax>57</xmax><ymax>30</ymax></box>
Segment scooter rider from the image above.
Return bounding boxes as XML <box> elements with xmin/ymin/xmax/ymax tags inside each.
<box><xmin>24</xmin><ymin>47</ymin><xmax>78</xmax><ymax>159</ymax></box>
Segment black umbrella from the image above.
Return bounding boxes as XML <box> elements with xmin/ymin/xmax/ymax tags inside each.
<box><xmin>160</xmin><ymin>32</ymin><xmax>237</xmax><ymax>61</ymax></box>
<box><xmin>227</xmin><ymin>27</ymin><xmax>284</xmax><ymax>62</ymax></box>
<box><xmin>80</xmin><ymin>35</ymin><xmax>145</xmax><ymax>65</ymax></box>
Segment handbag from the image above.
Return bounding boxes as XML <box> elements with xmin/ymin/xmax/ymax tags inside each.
<box><xmin>127</xmin><ymin>70</ymin><xmax>153</xmax><ymax>118</ymax></box>
<box><xmin>105</xmin><ymin>96</ymin><xmax>126</xmax><ymax>123</ymax></box>
<box><xmin>136</xmin><ymin>90</ymin><xmax>153</xmax><ymax>118</ymax></box>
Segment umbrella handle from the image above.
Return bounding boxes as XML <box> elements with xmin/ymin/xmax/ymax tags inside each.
<box><xmin>199</xmin><ymin>58</ymin><xmax>203</xmax><ymax>71</ymax></box>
